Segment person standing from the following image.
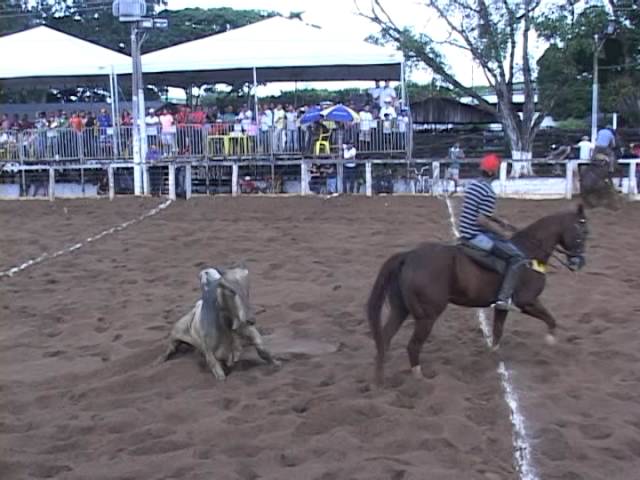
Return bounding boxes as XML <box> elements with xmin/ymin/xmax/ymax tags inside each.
<box><xmin>342</xmin><ymin>143</ymin><xmax>358</xmax><ymax>194</ymax></box>
<box><xmin>447</xmin><ymin>142</ymin><xmax>465</xmax><ymax>194</ymax></box>
<box><xmin>577</xmin><ymin>136</ymin><xmax>593</xmax><ymax>161</ymax></box>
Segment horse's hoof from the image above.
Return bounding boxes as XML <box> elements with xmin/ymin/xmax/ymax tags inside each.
<box><xmin>411</xmin><ymin>365</ymin><xmax>423</xmax><ymax>379</ymax></box>
<box><xmin>545</xmin><ymin>334</ymin><xmax>557</xmax><ymax>346</ymax></box>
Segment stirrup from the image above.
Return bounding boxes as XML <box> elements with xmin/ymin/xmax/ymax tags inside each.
<box><xmin>491</xmin><ymin>300</ymin><xmax>519</xmax><ymax>312</ymax></box>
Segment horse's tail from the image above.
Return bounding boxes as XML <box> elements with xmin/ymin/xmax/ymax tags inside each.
<box><xmin>367</xmin><ymin>251</ymin><xmax>407</xmax><ymax>385</ymax></box>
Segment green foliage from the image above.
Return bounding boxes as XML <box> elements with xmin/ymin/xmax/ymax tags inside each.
<box><xmin>536</xmin><ymin>2</ymin><xmax>640</xmax><ymax>125</ymax></box>
<box><xmin>554</xmin><ymin>118</ymin><xmax>589</xmax><ymax>130</ymax></box>
<box><xmin>0</xmin><ymin>3</ymin><xmax>276</xmax><ymax>54</ymax></box>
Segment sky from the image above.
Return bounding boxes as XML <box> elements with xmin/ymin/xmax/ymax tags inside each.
<box><xmin>163</xmin><ymin>0</ymin><xmax>548</xmax><ymax>96</ymax></box>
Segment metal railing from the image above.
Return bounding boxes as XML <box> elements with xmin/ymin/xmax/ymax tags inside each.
<box><xmin>0</xmin><ymin>120</ymin><xmax>411</xmax><ymax>164</ymax></box>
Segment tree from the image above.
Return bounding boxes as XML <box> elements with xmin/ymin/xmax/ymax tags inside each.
<box><xmin>536</xmin><ymin>1</ymin><xmax>640</xmax><ymax>126</ymax></box>
<box><xmin>358</xmin><ymin>0</ymin><xmax>559</xmax><ymax>162</ymax></box>
<box><xmin>0</xmin><ymin>1</ymin><xmax>166</xmax><ymax>36</ymax></box>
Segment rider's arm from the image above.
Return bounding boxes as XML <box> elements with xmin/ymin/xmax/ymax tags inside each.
<box><xmin>478</xmin><ymin>214</ymin><xmax>512</xmax><ymax>237</ymax></box>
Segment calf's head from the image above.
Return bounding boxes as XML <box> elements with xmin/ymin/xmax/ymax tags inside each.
<box><xmin>199</xmin><ymin>268</ymin><xmax>222</xmax><ymax>297</ymax></box>
<box><xmin>217</xmin><ymin>266</ymin><xmax>252</xmax><ymax>330</ymax></box>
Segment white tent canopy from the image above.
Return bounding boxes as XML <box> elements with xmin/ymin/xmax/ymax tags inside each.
<box><xmin>0</xmin><ymin>26</ymin><xmax>131</xmax><ymax>88</ymax></box>
<box><xmin>141</xmin><ymin>17</ymin><xmax>403</xmax><ymax>85</ymax></box>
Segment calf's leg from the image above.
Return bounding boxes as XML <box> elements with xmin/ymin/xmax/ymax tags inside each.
<box><xmin>239</xmin><ymin>325</ymin><xmax>280</xmax><ymax>367</ymax></box>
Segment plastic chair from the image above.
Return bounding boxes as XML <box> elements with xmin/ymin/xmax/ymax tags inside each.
<box><xmin>314</xmin><ymin>131</ymin><xmax>330</xmax><ymax>155</ymax></box>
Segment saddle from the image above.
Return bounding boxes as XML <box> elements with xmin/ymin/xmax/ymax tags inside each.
<box><xmin>458</xmin><ymin>242</ymin><xmax>506</xmax><ymax>274</ymax></box>
<box><xmin>458</xmin><ymin>243</ymin><xmax>547</xmax><ymax>275</ymax></box>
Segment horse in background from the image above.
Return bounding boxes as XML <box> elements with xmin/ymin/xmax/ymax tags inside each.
<box><xmin>367</xmin><ymin>205</ymin><xmax>588</xmax><ymax>386</ymax></box>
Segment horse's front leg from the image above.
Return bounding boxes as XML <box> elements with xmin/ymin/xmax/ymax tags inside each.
<box><xmin>520</xmin><ymin>299</ymin><xmax>557</xmax><ymax>345</ymax></box>
<box><xmin>491</xmin><ymin>309</ymin><xmax>508</xmax><ymax>351</ymax></box>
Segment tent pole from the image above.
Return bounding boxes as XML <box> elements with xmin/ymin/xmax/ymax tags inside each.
<box><xmin>253</xmin><ymin>66</ymin><xmax>259</xmax><ymax>126</ymax></box>
<box><xmin>400</xmin><ymin>59</ymin><xmax>407</xmax><ymax>109</ymax></box>
<box><xmin>131</xmin><ymin>23</ymin><xmax>142</xmax><ymax>196</ymax></box>
<box><xmin>109</xmin><ymin>68</ymin><xmax>118</xmax><ymax>160</ymax></box>
<box><xmin>113</xmin><ymin>69</ymin><xmax>121</xmax><ymax>157</ymax></box>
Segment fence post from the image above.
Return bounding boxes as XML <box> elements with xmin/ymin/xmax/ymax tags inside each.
<box><xmin>499</xmin><ymin>160</ymin><xmax>508</xmax><ymax>197</ymax></box>
<box><xmin>336</xmin><ymin>161</ymin><xmax>344</xmax><ymax>194</ymax></box>
<box><xmin>168</xmin><ymin>163</ymin><xmax>176</xmax><ymax>200</ymax></box>
<box><xmin>431</xmin><ymin>161</ymin><xmax>440</xmax><ymax>197</ymax></box>
<box><xmin>629</xmin><ymin>160</ymin><xmax>638</xmax><ymax>198</ymax></box>
<box><xmin>143</xmin><ymin>165</ymin><xmax>150</xmax><ymax>196</ymax></box>
<box><xmin>565</xmin><ymin>161</ymin><xmax>574</xmax><ymax>199</ymax></box>
<box><xmin>48</xmin><ymin>166</ymin><xmax>55</xmax><ymax>201</ymax></box>
<box><xmin>365</xmin><ymin>161</ymin><xmax>372</xmax><ymax>197</ymax></box>
<box><xmin>185</xmin><ymin>164</ymin><xmax>192</xmax><ymax>200</ymax></box>
<box><xmin>108</xmin><ymin>165</ymin><xmax>115</xmax><ymax>200</ymax></box>
<box><xmin>301</xmin><ymin>161</ymin><xmax>309</xmax><ymax>195</ymax></box>
<box><xmin>231</xmin><ymin>162</ymin><xmax>239</xmax><ymax>196</ymax></box>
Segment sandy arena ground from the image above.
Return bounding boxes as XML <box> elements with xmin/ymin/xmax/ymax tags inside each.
<box><xmin>1</xmin><ymin>196</ymin><xmax>639</xmax><ymax>480</ymax></box>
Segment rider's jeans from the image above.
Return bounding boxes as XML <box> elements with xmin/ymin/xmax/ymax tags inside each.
<box><xmin>467</xmin><ymin>233</ymin><xmax>494</xmax><ymax>251</ymax></box>
<box><xmin>467</xmin><ymin>232</ymin><xmax>525</xmax><ymax>261</ymax></box>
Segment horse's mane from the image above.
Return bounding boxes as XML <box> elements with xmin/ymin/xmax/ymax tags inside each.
<box><xmin>511</xmin><ymin>210</ymin><xmax>576</xmax><ymax>255</ymax></box>
<box><xmin>514</xmin><ymin>212</ymin><xmax>569</xmax><ymax>239</ymax></box>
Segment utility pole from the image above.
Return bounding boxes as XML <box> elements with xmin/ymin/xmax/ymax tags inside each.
<box><xmin>113</xmin><ymin>0</ymin><xmax>167</xmax><ymax>196</ymax></box>
<box><xmin>591</xmin><ymin>20</ymin><xmax>616</xmax><ymax>144</ymax></box>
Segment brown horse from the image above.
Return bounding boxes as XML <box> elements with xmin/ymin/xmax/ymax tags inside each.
<box><xmin>367</xmin><ymin>204</ymin><xmax>588</xmax><ymax>385</ymax></box>
<box><xmin>579</xmin><ymin>158</ymin><xmax>622</xmax><ymax>210</ymax></box>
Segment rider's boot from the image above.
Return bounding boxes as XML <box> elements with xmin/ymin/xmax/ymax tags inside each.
<box><xmin>493</xmin><ymin>262</ymin><xmax>522</xmax><ymax>311</ymax></box>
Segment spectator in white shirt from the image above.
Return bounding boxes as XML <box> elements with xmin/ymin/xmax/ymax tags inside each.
<box><xmin>342</xmin><ymin>143</ymin><xmax>358</xmax><ymax>194</ymax></box>
<box><xmin>577</xmin><ymin>136</ymin><xmax>593</xmax><ymax>161</ymax></box>
<box><xmin>379</xmin><ymin>98</ymin><xmax>397</xmax><ymax>119</ymax></box>
<box><xmin>379</xmin><ymin>81</ymin><xmax>397</xmax><ymax>109</ymax></box>
<box><xmin>368</xmin><ymin>81</ymin><xmax>383</xmax><ymax>108</ymax></box>
<box><xmin>145</xmin><ymin>108</ymin><xmax>160</xmax><ymax>147</ymax></box>
<box><xmin>273</xmin><ymin>104</ymin><xmax>285</xmax><ymax>152</ymax></box>
<box><xmin>259</xmin><ymin>105</ymin><xmax>273</xmax><ymax>152</ymax></box>
<box><xmin>359</xmin><ymin>104</ymin><xmax>373</xmax><ymax>147</ymax></box>
<box><xmin>285</xmin><ymin>105</ymin><xmax>298</xmax><ymax>152</ymax></box>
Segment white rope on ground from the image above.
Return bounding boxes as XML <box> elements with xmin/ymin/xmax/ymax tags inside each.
<box><xmin>444</xmin><ymin>196</ymin><xmax>538</xmax><ymax>480</ymax></box>
<box><xmin>0</xmin><ymin>199</ymin><xmax>173</xmax><ymax>279</ymax></box>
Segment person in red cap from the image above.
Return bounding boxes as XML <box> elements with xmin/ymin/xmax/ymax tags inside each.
<box><xmin>459</xmin><ymin>153</ymin><xmax>526</xmax><ymax>310</ymax></box>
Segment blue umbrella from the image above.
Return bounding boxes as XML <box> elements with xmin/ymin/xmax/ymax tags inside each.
<box><xmin>320</xmin><ymin>104</ymin><xmax>360</xmax><ymax>123</ymax></box>
<box><xmin>299</xmin><ymin>106</ymin><xmax>322</xmax><ymax>125</ymax></box>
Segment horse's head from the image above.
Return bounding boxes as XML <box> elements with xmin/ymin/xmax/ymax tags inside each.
<box><xmin>559</xmin><ymin>204</ymin><xmax>588</xmax><ymax>271</ymax></box>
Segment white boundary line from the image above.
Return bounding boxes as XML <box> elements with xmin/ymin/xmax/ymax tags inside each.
<box><xmin>0</xmin><ymin>199</ymin><xmax>173</xmax><ymax>279</ymax></box>
<box><xmin>444</xmin><ymin>196</ymin><xmax>538</xmax><ymax>480</ymax></box>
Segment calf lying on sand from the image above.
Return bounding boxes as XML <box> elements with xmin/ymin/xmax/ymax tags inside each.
<box><xmin>159</xmin><ymin>266</ymin><xmax>280</xmax><ymax>380</ymax></box>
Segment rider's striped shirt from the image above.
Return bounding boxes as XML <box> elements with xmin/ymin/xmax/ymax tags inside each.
<box><xmin>459</xmin><ymin>178</ymin><xmax>496</xmax><ymax>239</ymax></box>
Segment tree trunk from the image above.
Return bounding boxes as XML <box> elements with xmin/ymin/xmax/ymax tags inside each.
<box><xmin>497</xmin><ymin>93</ymin><xmax>534</xmax><ymax>179</ymax></box>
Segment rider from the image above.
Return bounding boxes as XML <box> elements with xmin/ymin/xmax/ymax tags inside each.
<box><xmin>593</xmin><ymin>125</ymin><xmax>617</xmax><ymax>172</ymax></box>
<box><xmin>459</xmin><ymin>153</ymin><xmax>526</xmax><ymax>310</ymax></box>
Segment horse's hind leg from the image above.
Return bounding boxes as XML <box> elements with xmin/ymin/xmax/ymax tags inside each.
<box><xmin>520</xmin><ymin>299</ymin><xmax>557</xmax><ymax>345</ymax></box>
<box><xmin>407</xmin><ymin>314</ymin><xmax>437</xmax><ymax>378</ymax></box>
<box><xmin>382</xmin><ymin>302</ymin><xmax>409</xmax><ymax>353</ymax></box>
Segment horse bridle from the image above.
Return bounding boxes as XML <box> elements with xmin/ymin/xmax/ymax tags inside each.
<box><xmin>555</xmin><ymin>218</ymin><xmax>588</xmax><ymax>271</ymax></box>
<box><xmin>505</xmin><ymin>218</ymin><xmax>587</xmax><ymax>272</ymax></box>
